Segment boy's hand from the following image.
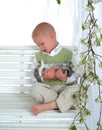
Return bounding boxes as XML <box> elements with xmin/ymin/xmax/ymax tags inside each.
<box><xmin>55</xmin><ymin>68</ymin><xmax>67</xmax><ymax>82</ymax></box>
<box><xmin>43</xmin><ymin>67</ymin><xmax>55</xmax><ymax>81</ymax></box>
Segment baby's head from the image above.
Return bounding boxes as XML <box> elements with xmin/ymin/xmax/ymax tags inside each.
<box><xmin>32</xmin><ymin>22</ymin><xmax>58</xmax><ymax>53</ymax></box>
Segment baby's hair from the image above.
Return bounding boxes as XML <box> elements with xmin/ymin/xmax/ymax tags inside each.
<box><xmin>32</xmin><ymin>22</ymin><xmax>56</xmax><ymax>38</ymax></box>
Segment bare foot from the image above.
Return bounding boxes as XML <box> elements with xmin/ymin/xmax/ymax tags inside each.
<box><xmin>32</xmin><ymin>100</ymin><xmax>58</xmax><ymax>116</ymax></box>
<box><xmin>70</xmin><ymin>106</ymin><xmax>77</xmax><ymax>110</ymax></box>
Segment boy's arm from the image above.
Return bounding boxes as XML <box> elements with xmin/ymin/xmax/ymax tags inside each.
<box><xmin>55</xmin><ymin>68</ymin><xmax>67</xmax><ymax>82</ymax></box>
<box><xmin>66</xmin><ymin>57</ymin><xmax>80</xmax><ymax>84</ymax></box>
<box><xmin>43</xmin><ymin>67</ymin><xmax>56</xmax><ymax>81</ymax></box>
<box><xmin>31</xmin><ymin>55</ymin><xmax>40</xmax><ymax>82</ymax></box>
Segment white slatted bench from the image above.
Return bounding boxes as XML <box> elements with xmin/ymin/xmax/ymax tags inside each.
<box><xmin>0</xmin><ymin>46</ymin><xmax>85</xmax><ymax>130</ymax></box>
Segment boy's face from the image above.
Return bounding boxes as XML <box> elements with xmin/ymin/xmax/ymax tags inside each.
<box><xmin>33</xmin><ymin>33</ymin><xmax>56</xmax><ymax>53</ymax></box>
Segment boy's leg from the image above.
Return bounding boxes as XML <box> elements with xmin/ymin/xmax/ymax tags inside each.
<box><xmin>30</xmin><ymin>82</ymin><xmax>58</xmax><ymax>115</ymax></box>
<box><xmin>30</xmin><ymin>82</ymin><xmax>58</xmax><ymax>102</ymax></box>
<box><xmin>56</xmin><ymin>84</ymin><xmax>79</xmax><ymax>112</ymax></box>
<box><xmin>32</xmin><ymin>100</ymin><xmax>58</xmax><ymax>115</ymax></box>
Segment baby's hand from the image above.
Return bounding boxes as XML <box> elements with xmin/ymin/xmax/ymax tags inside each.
<box><xmin>55</xmin><ymin>68</ymin><xmax>67</xmax><ymax>82</ymax></box>
<box><xmin>43</xmin><ymin>67</ymin><xmax>55</xmax><ymax>81</ymax></box>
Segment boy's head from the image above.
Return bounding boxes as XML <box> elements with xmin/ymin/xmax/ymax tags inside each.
<box><xmin>32</xmin><ymin>22</ymin><xmax>57</xmax><ymax>53</ymax></box>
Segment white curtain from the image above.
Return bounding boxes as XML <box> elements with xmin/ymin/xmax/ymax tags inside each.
<box><xmin>44</xmin><ymin>0</ymin><xmax>82</xmax><ymax>46</ymax></box>
<box><xmin>0</xmin><ymin>0</ymin><xmax>82</xmax><ymax>46</ymax></box>
<box><xmin>80</xmin><ymin>2</ymin><xmax>102</xmax><ymax>130</ymax></box>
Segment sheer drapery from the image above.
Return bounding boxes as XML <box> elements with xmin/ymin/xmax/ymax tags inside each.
<box><xmin>44</xmin><ymin>0</ymin><xmax>82</xmax><ymax>46</ymax></box>
<box><xmin>80</xmin><ymin>2</ymin><xmax>102</xmax><ymax>130</ymax></box>
<box><xmin>0</xmin><ymin>0</ymin><xmax>82</xmax><ymax>46</ymax></box>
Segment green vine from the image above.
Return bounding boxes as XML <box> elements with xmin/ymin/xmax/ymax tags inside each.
<box><xmin>56</xmin><ymin>0</ymin><xmax>102</xmax><ymax>130</ymax></box>
<box><xmin>71</xmin><ymin>0</ymin><xmax>102</xmax><ymax>130</ymax></box>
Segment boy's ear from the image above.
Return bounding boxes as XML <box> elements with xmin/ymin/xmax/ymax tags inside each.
<box><xmin>51</xmin><ymin>32</ymin><xmax>56</xmax><ymax>39</ymax></box>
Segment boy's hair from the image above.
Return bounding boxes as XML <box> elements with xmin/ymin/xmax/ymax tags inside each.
<box><xmin>32</xmin><ymin>22</ymin><xmax>56</xmax><ymax>38</ymax></box>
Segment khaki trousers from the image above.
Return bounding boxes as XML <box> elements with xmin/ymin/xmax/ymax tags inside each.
<box><xmin>30</xmin><ymin>82</ymin><xmax>79</xmax><ymax>112</ymax></box>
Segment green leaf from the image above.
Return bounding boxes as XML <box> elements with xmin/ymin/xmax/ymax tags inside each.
<box><xmin>95</xmin><ymin>97</ymin><xmax>101</xmax><ymax>103</ymax></box>
<box><xmin>94</xmin><ymin>38</ymin><xmax>101</xmax><ymax>46</ymax></box>
<box><xmin>93</xmin><ymin>0</ymin><xmax>102</xmax><ymax>4</ymax></box>
<box><xmin>72</xmin><ymin>93</ymin><xmax>77</xmax><ymax>99</ymax></box>
<box><xmin>83</xmin><ymin>94</ymin><xmax>88</xmax><ymax>100</ymax></box>
<box><xmin>81</xmin><ymin>59</ymin><xmax>86</xmax><ymax>64</ymax></box>
<box><xmin>99</xmin><ymin>62</ymin><xmax>102</xmax><ymax>68</ymax></box>
<box><xmin>56</xmin><ymin>0</ymin><xmax>61</xmax><ymax>4</ymax></box>
<box><xmin>82</xmin><ymin>24</ymin><xmax>86</xmax><ymax>30</ymax></box>
<box><xmin>80</xmin><ymin>38</ymin><xmax>86</xmax><ymax>44</ymax></box>
<box><xmin>83</xmin><ymin>86</ymin><xmax>88</xmax><ymax>91</ymax></box>
<box><xmin>86</xmin><ymin>3</ymin><xmax>95</xmax><ymax>11</ymax></box>
<box><xmin>83</xmin><ymin>73</ymin><xmax>87</xmax><ymax>79</ymax></box>
<box><xmin>79</xmin><ymin>118</ymin><xmax>84</xmax><ymax>123</ymax></box>
<box><xmin>70</xmin><ymin>125</ymin><xmax>77</xmax><ymax>130</ymax></box>
<box><xmin>100</xmin><ymin>34</ymin><xmax>102</xmax><ymax>39</ymax></box>
<box><xmin>85</xmin><ymin>109</ymin><xmax>91</xmax><ymax>116</ymax></box>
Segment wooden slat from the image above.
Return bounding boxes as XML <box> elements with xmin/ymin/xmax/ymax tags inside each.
<box><xmin>0</xmin><ymin>86</ymin><xmax>31</xmax><ymax>93</ymax></box>
<box><xmin>0</xmin><ymin>116</ymin><xmax>78</xmax><ymax>124</ymax></box>
<box><xmin>0</xmin><ymin>45</ymin><xmax>76</xmax><ymax>50</ymax></box>
<box><xmin>0</xmin><ymin>93</ymin><xmax>33</xmax><ymax>100</ymax></box>
<box><xmin>0</xmin><ymin>123</ymin><xmax>86</xmax><ymax>130</ymax></box>
<box><xmin>0</xmin><ymin>51</ymin><xmax>35</xmax><ymax>54</ymax></box>
<box><xmin>0</xmin><ymin>49</ymin><xmax>35</xmax><ymax>54</ymax></box>
<box><xmin>0</xmin><ymin>71</ymin><xmax>31</xmax><ymax>77</ymax></box>
<box><xmin>0</xmin><ymin>63</ymin><xmax>31</xmax><ymax>70</ymax></box>
<box><xmin>0</xmin><ymin>56</ymin><xmax>33</xmax><ymax>62</ymax></box>
<box><xmin>0</xmin><ymin>78</ymin><xmax>32</xmax><ymax>84</ymax></box>
<box><xmin>0</xmin><ymin>46</ymin><xmax>39</xmax><ymax>50</ymax></box>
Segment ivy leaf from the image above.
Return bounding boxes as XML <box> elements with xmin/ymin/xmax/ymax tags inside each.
<box><xmin>83</xmin><ymin>73</ymin><xmax>87</xmax><ymax>79</ymax></box>
<box><xmin>70</xmin><ymin>125</ymin><xmax>77</xmax><ymax>130</ymax></box>
<box><xmin>100</xmin><ymin>34</ymin><xmax>102</xmax><ymax>39</ymax></box>
<box><xmin>79</xmin><ymin>118</ymin><xmax>84</xmax><ymax>123</ymax></box>
<box><xmin>83</xmin><ymin>86</ymin><xmax>88</xmax><ymax>91</ymax></box>
<box><xmin>56</xmin><ymin>0</ymin><xmax>61</xmax><ymax>4</ymax></box>
<box><xmin>72</xmin><ymin>93</ymin><xmax>77</xmax><ymax>99</ymax></box>
<box><xmin>82</xmin><ymin>24</ymin><xmax>86</xmax><ymax>30</ymax></box>
<box><xmin>94</xmin><ymin>38</ymin><xmax>101</xmax><ymax>46</ymax></box>
<box><xmin>99</xmin><ymin>62</ymin><xmax>102</xmax><ymax>68</ymax></box>
<box><xmin>96</xmin><ymin>121</ymin><xmax>102</xmax><ymax>130</ymax></box>
<box><xmin>93</xmin><ymin>0</ymin><xmax>102</xmax><ymax>4</ymax></box>
<box><xmin>80</xmin><ymin>38</ymin><xmax>86</xmax><ymax>44</ymax></box>
<box><xmin>86</xmin><ymin>3</ymin><xmax>95</xmax><ymax>11</ymax></box>
<box><xmin>85</xmin><ymin>109</ymin><xmax>91</xmax><ymax>116</ymax></box>
<box><xmin>82</xmin><ymin>94</ymin><xmax>88</xmax><ymax>101</ymax></box>
<box><xmin>81</xmin><ymin>59</ymin><xmax>86</xmax><ymax>64</ymax></box>
<box><xmin>95</xmin><ymin>97</ymin><xmax>101</xmax><ymax>103</ymax></box>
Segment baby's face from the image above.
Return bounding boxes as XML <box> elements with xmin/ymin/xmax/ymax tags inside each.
<box><xmin>33</xmin><ymin>33</ymin><xmax>56</xmax><ymax>53</ymax></box>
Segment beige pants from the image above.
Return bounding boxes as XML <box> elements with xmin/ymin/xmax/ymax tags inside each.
<box><xmin>30</xmin><ymin>82</ymin><xmax>79</xmax><ymax>112</ymax></box>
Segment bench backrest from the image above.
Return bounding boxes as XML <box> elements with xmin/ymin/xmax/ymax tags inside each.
<box><xmin>0</xmin><ymin>46</ymin><xmax>78</xmax><ymax>93</ymax></box>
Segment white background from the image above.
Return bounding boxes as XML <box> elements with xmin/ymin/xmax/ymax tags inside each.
<box><xmin>0</xmin><ymin>0</ymin><xmax>81</xmax><ymax>46</ymax></box>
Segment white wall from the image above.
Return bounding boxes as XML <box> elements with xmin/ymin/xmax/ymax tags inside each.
<box><xmin>0</xmin><ymin>0</ymin><xmax>81</xmax><ymax>46</ymax></box>
<box><xmin>0</xmin><ymin>0</ymin><xmax>46</xmax><ymax>46</ymax></box>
